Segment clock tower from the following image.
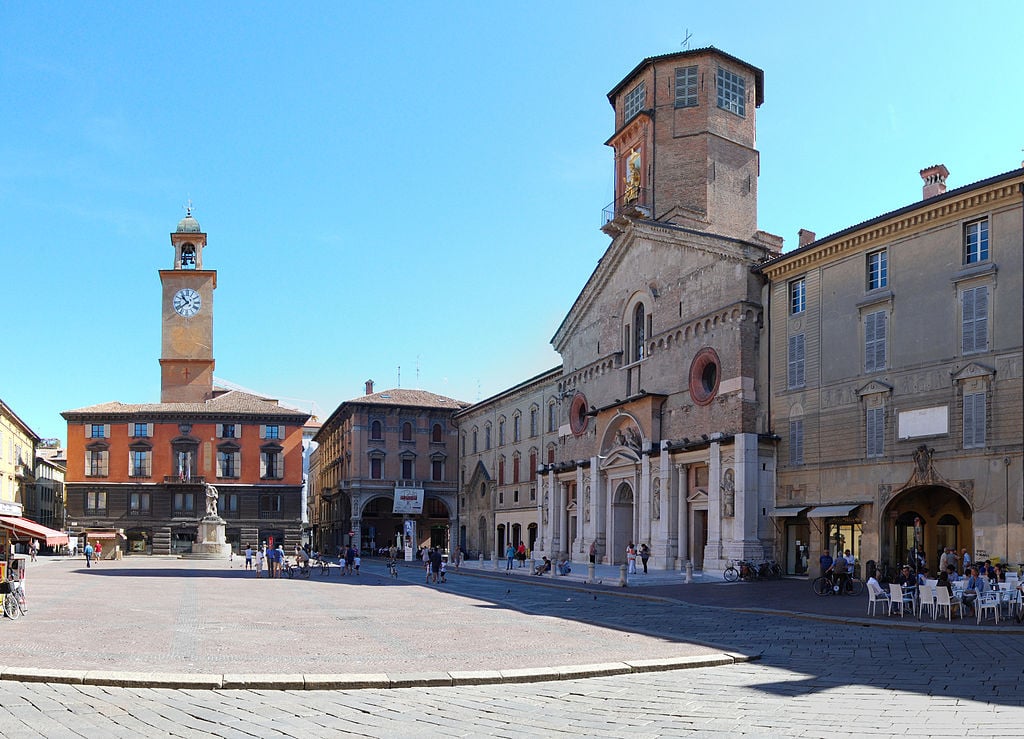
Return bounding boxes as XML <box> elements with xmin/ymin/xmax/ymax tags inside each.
<box><xmin>159</xmin><ymin>208</ymin><xmax>217</xmax><ymax>403</ymax></box>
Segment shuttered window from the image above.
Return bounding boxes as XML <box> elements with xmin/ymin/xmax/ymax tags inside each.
<box><xmin>961</xmin><ymin>286</ymin><xmax>989</xmax><ymax>354</ymax></box>
<box><xmin>866</xmin><ymin>407</ymin><xmax>885</xmax><ymax>458</ymax></box>
<box><xmin>963</xmin><ymin>392</ymin><xmax>986</xmax><ymax>449</ymax></box>
<box><xmin>787</xmin><ymin>334</ymin><xmax>805</xmax><ymax>389</ymax></box>
<box><xmin>789</xmin><ymin>420</ymin><xmax>803</xmax><ymax>465</ymax></box>
<box><xmin>864</xmin><ymin>310</ymin><xmax>887</xmax><ymax>372</ymax></box>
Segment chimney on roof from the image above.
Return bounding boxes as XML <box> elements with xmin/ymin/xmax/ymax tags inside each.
<box><xmin>798</xmin><ymin>229</ymin><xmax>816</xmax><ymax>247</ymax></box>
<box><xmin>920</xmin><ymin>164</ymin><xmax>949</xmax><ymax>200</ymax></box>
<box><xmin>365</xmin><ymin>379</ymin><xmax>374</xmax><ymax>395</ymax></box>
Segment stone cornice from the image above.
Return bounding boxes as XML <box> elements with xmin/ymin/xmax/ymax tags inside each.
<box><xmin>760</xmin><ymin>173</ymin><xmax>1024</xmax><ymax>281</ymax></box>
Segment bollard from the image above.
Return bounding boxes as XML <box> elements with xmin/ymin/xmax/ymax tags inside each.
<box><xmin>529</xmin><ymin>558</ymin><xmax>535</xmax><ymax>575</ymax></box>
<box><xmin>495</xmin><ymin>555</ymin><xmax>501</xmax><ymax>571</ymax></box>
<box><xmin>685</xmin><ymin>559</ymin><xmax>693</xmax><ymax>584</ymax></box>
<box><xmin>587</xmin><ymin>562</ymin><xmax>596</xmax><ymax>584</ymax></box>
<box><xmin>619</xmin><ymin>563</ymin><xmax>628</xmax><ymax>587</ymax></box>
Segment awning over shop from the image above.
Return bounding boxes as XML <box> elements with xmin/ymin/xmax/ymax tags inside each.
<box><xmin>772</xmin><ymin>507</ymin><xmax>809</xmax><ymax>517</ymax></box>
<box><xmin>0</xmin><ymin>516</ymin><xmax>69</xmax><ymax>546</ymax></box>
<box><xmin>81</xmin><ymin>531</ymin><xmax>121</xmax><ymax>540</ymax></box>
<box><xmin>806</xmin><ymin>504</ymin><xmax>864</xmax><ymax>519</ymax></box>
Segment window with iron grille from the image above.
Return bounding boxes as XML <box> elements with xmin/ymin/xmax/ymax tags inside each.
<box><xmin>624</xmin><ymin>81</ymin><xmax>646</xmax><ymax>121</ymax></box>
<box><xmin>675</xmin><ymin>65</ymin><xmax>698</xmax><ymax>108</ymax></box>
<box><xmin>716</xmin><ymin>66</ymin><xmax>745</xmax><ymax>116</ymax></box>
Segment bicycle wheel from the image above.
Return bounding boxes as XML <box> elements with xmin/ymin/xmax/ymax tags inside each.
<box><xmin>846</xmin><ymin>578</ymin><xmax>864</xmax><ymax>596</ymax></box>
<box><xmin>770</xmin><ymin>563</ymin><xmax>783</xmax><ymax>579</ymax></box>
<box><xmin>4</xmin><ymin>592</ymin><xmax>20</xmax><ymax>620</ymax></box>
<box><xmin>723</xmin><ymin>567</ymin><xmax>739</xmax><ymax>582</ymax></box>
<box><xmin>812</xmin><ymin>577</ymin><xmax>832</xmax><ymax>596</ymax></box>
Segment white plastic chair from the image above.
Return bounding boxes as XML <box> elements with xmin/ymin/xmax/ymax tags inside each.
<box><xmin>977</xmin><ymin>591</ymin><xmax>1000</xmax><ymax>624</ymax></box>
<box><xmin>867</xmin><ymin>583</ymin><xmax>889</xmax><ymax>616</ymax></box>
<box><xmin>917</xmin><ymin>584</ymin><xmax>936</xmax><ymax>619</ymax></box>
<box><xmin>935</xmin><ymin>586</ymin><xmax>962</xmax><ymax>621</ymax></box>
<box><xmin>888</xmin><ymin>583</ymin><xmax>913</xmax><ymax>617</ymax></box>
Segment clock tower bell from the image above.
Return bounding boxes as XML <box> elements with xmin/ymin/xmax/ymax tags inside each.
<box><xmin>159</xmin><ymin>208</ymin><xmax>217</xmax><ymax>403</ymax></box>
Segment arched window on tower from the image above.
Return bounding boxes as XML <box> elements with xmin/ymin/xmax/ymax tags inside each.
<box><xmin>633</xmin><ymin>302</ymin><xmax>646</xmax><ymax>362</ymax></box>
<box><xmin>181</xmin><ymin>244</ymin><xmax>197</xmax><ymax>269</ymax></box>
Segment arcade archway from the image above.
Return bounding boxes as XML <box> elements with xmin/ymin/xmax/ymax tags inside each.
<box><xmin>880</xmin><ymin>485</ymin><xmax>971</xmax><ymax>572</ymax></box>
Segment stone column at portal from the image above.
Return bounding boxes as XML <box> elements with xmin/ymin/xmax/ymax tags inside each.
<box><xmin>677</xmin><ymin>463</ymin><xmax>690</xmax><ymax>570</ymax></box>
<box><xmin>705</xmin><ymin>442</ymin><xmax>722</xmax><ymax>568</ymax></box>
<box><xmin>734</xmin><ymin>433</ymin><xmax>761</xmax><ymax>558</ymax></box>
<box><xmin>591</xmin><ymin>456</ymin><xmax>608</xmax><ymax>563</ymax></box>
<box><xmin>545</xmin><ymin>470</ymin><xmax>556</xmax><ymax>555</ymax></box>
<box><xmin>574</xmin><ymin>465</ymin><xmax>585</xmax><ymax>557</ymax></box>
<box><xmin>556</xmin><ymin>480</ymin><xmax>567</xmax><ymax>555</ymax></box>
<box><xmin>639</xmin><ymin>451</ymin><xmax>651</xmax><ymax>548</ymax></box>
<box><xmin>655</xmin><ymin>442</ymin><xmax>670</xmax><ymax>568</ymax></box>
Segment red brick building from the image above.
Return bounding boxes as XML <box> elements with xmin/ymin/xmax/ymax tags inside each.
<box><xmin>62</xmin><ymin>212</ymin><xmax>309</xmax><ymax>555</ymax></box>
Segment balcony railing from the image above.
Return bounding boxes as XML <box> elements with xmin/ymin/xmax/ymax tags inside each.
<box><xmin>601</xmin><ymin>187</ymin><xmax>652</xmax><ymax>226</ymax></box>
<box><xmin>163</xmin><ymin>475</ymin><xmax>206</xmax><ymax>486</ymax></box>
<box><xmin>259</xmin><ymin>510</ymin><xmax>281</xmax><ymax>520</ymax></box>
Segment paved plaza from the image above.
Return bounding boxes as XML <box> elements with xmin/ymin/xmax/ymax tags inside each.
<box><xmin>0</xmin><ymin>556</ymin><xmax>1021</xmax><ymax>737</ymax></box>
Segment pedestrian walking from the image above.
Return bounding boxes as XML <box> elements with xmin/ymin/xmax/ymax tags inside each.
<box><xmin>640</xmin><ymin>543</ymin><xmax>650</xmax><ymax>574</ymax></box>
<box><xmin>95</xmin><ymin>542</ymin><xmax>102</xmax><ymax>564</ymax></box>
<box><xmin>83</xmin><ymin>542</ymin><xmax>94</xmax><ymax>568</ymax></box>
<box><xmin>506</xmin><ymin>544</ymin><xmax>515</xmax><ymax>571</ymax></box>
<box><xmin>245</xmin><ymin>545</ymin><xmax>253</xmax><ymax>570</ymax></box>
<box><xmin>516</xmin><ymin>542</ymin><xmax>527</xmax><ymax>567</ymax></box>
<box><xmin>589</xmin><ymin>541</ymin><xmax>596</xmax><ymax>564</ymax></box>
<box><xmin>30</xmin><ymin>539</ymin><xmax>38</xmax><ymax>562</ymax></box>
<box><xmin>354</xmin><ymin>554</ymin><xmax>361</xmax><ymax>575</ymax></box>
<box><xmin>626</xmin><ymin>542</ymin><xmax>637</xmax><ymax>575</ymax></box>
<box><xmin>255</xmin><ymin>546</ymin><xmax>265</xmax><ymax>578</ymax></box>
<box><xmin>429</xmin><ymin>548</ymin><xmax>442</xmax><ymax>583</ymax></box>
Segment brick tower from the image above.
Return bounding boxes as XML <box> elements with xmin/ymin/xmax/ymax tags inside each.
<box><xmin>602</xmin><ymin>48</ymin><xmax>764</xmax><ymax>241</ymax></box>
<box><xmin>159</xmin><ymin>208</ymin><xmax>216</xmax><ymax>402</ymax></box>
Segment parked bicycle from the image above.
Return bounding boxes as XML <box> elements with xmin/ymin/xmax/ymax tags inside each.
<box><xmin>284</xmin><ymin>560</ymin><xmax>311</xmax><ymax>579</ymax></box>
<box><xmin>3</xmin><ymin>579</ymin><xmax>27</xmax><ymax>620</ymax></box>
<box><xmin>314</xmin><ymin>558</ymin><xmax>332</xmax><ymax>576</ymax></box>
<box><xmin>723</xmin><ymin>560</ymin><xmax>757</xmax><ymax>582</ymax></box>
<box><xmin>812</xmin><ymin>571</ymin><xmax>864</xmax><ymax>596</ymax></box>
<box><xmin>724</xmin><ymin>559</ymin><xmax>783</xmax><ymax>582</ymax></box>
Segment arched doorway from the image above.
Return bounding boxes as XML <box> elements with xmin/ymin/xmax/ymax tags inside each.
<box><xmin>611</xmin><ymin>482</ymin><xmax>634</xmax><ymax>565</ymax></box>
<box><xmin>881</xmin><ymin>485</ymin><xmax>971</xmax><ymax>572</ymax></box>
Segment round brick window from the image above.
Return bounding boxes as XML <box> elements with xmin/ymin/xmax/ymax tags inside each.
<box><xmin>569</xmin><ymin>393</ymin><xmax>589</xmax><ymax>436</ymax></box>
<box><xmin>688</xmin><ymin>348</ymin><xmax>721</xmax><ymax>406</ymax></box>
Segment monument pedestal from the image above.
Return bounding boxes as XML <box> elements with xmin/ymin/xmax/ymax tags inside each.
<box><xmin>192</xmin><ymin>515</ymin><xmax>231</xmax><ymax>557</ymax></box>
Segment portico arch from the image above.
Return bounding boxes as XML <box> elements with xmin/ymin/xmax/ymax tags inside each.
<box><xmin>880</xmin><ymin>485</ymin><xmax>972</xmax><ymax>572</ymax></box>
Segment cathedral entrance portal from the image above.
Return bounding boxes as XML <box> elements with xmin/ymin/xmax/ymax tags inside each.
<box><xmin>611</xmin><ymin>482</ymin><xmax>634</xmax><ymax>565</ymax></box>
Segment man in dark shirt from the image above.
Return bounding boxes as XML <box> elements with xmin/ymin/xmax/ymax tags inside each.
<box><xmin>429</xmin><ymin>548</ymin><xmax>443</xmax><ymax>583</ymax></box>
<box><xmin>819</xmin><ymin>551</ymin><xmax>834</xmax><ymax>578</ymax></box>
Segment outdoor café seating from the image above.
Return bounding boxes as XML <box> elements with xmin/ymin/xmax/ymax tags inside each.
<box><xmin>934</xmin><ymin>586</ymin><xmax>962</xmax><ymax>621</ymax></box>
<box><xmin>888</xmin><ymin>583</ymin><xmax>914</xmax><ymax>617</ymax></box>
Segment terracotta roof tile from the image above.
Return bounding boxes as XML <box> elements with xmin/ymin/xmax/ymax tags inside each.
<box><xmin>61</xmin><ymin>390</ymin><xmax>311</xmax><ymax>421</ymax></box>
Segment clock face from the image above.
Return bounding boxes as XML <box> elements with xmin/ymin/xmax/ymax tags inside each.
<box><xmin>172</xmin><ymin>288</ymin><xmax>202</xmax><ymax>317</ymax></box>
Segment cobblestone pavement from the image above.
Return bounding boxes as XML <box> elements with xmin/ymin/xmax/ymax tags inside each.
<box><xmin>0</xmin><ymin>556</ymin><xmax>1021</xmax><ymax>737</ymax></box>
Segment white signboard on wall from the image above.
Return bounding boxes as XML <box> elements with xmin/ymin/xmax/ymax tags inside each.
<box><xmin>897</xmin><ymin>406</ymin><xmax>948</xmax><ymax>440</ymax></box>
<box><xmin>393</xmin><ymin>488</ymin><xmax>424</xmax><ymax>514</ymax></box>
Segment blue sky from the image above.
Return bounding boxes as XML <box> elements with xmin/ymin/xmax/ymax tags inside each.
<box><xmin>3</xmin><ymin>2</ymin><xmax>1022</xmax><ymax>441</ymax></box>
